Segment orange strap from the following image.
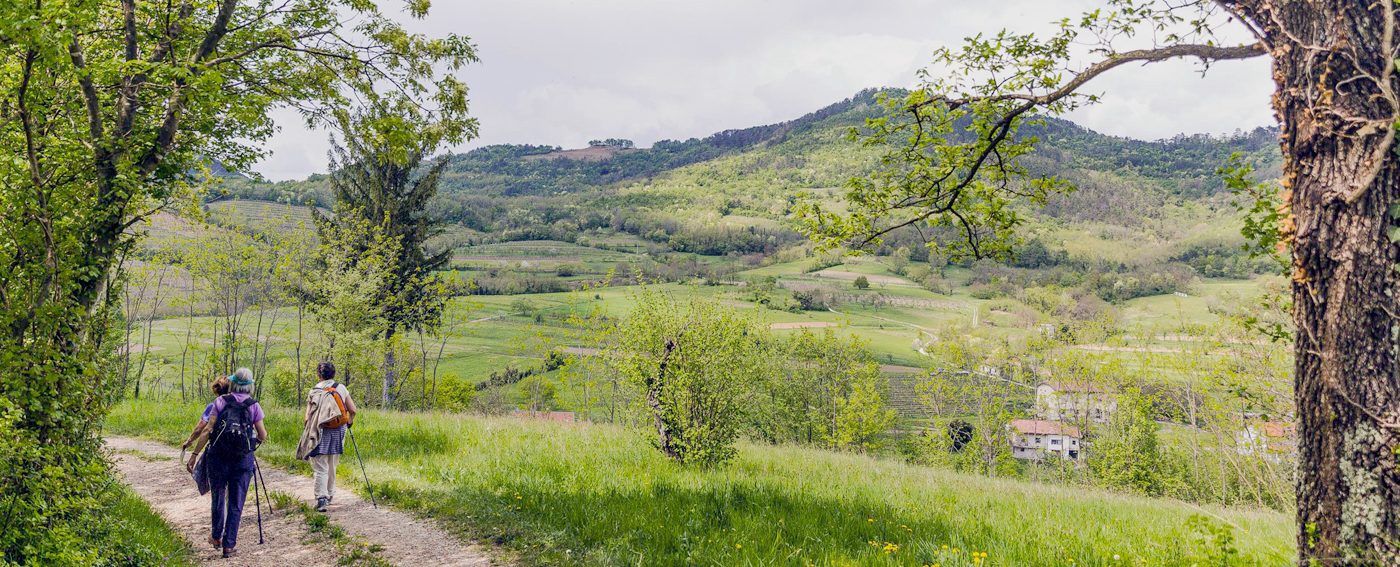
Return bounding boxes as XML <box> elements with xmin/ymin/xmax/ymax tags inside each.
<box><xmin>321</xmin><ymin>384</ymin><xmax>350</xmax><ymax>428</ymax></box>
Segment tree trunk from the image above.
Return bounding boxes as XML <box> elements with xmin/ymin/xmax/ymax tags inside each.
<box><xmin>382</xmin><ymin>326</ymin><xmax>397</xmax><ymax>408</ymax></box>
<box><xmin>295</xmin><ymin>303</ymin><xmax>304</xmax><ymax>399</ymax></box>
<box><xmin>1270</xmin><ymin>1</ymin><xmax>1400</xmax><ymax>562</ymax></box>
<box><xmin>180</xmin><ymin>296</ymin><xmax>194</xmax><ymax>402</ymax></box>
<box><xmin>647</xmin><ymin>338</ymin><xmax>680</xmax><ymax>460</ymax></box>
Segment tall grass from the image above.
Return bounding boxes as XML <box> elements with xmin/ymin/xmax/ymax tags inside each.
<box><xmin>100</xmin><ymin>486</ymin><xmax>198</xmax><ymax>566</ymax></box>
<box><xmin>107</xmin><ymin>399</ymin><xmax>1294</xmax><ymax>566</ymax></box>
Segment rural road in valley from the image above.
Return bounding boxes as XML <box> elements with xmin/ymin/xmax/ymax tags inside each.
<box><xmin>108</xmin><ymin>436</ymin><xmax>499</xmax><ymax>566</ymax></box>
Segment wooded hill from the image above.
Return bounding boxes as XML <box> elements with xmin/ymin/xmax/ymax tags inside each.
<box><xmin>228</xmin><ymin>89</ymin><xmax>1279</xmax><ymax>200</ymax></box>
<box><xmin>211</xmin><ymin>89</ymin><xmax>1281</xmax><ymax>272</ymax></box>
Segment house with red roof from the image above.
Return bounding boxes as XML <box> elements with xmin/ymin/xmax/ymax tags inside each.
<box><xmin>1009</xmin><ymin>419</ymin><xmax>1083</xmax><ymax>461</ymax></box>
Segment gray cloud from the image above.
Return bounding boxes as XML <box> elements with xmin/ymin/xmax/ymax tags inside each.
<box><xmin>251</xmin><ymin>0</ymin><xmax>1274</xmax><ymax>181</ymax></box>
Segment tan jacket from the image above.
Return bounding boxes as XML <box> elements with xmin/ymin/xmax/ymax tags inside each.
<box><xmin>296</xmin><ymin>387</ymin><xmax>346</xmax><ymax>460</ymax></box>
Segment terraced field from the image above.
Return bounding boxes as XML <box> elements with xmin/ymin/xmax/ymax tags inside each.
<box><xmin>207</xmin><ymin>198</ymin><xmax>322</xmax><ymax>231</ymax></box>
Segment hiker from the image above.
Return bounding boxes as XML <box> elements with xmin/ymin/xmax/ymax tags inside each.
<box><xmin>204</xmin><ymin>368</ymin><xmax>268</xmax><ymax>559</ymax></box>
<box><xmin>297</xmin><ymin>361</ymin><xmax>357</xmax><ymax>512</ymax></box>
<box><xmin>182</xmin><ymin>376</ymin><xmax>231</xmax><ymax>473</ymax></box>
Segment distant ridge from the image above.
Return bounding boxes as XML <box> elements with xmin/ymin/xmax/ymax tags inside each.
<box><xmin>226</xmin><ymin>87</ymin><xmax>1279</xmax><ymax>207</ymax></box>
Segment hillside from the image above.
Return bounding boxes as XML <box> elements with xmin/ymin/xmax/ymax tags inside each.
<box><xmin>207</xmin><ymin>89</ymin><xmax>1283</xmax><ymax>284</ymax></box>
<box><xmin>229</xmin><ymin>89</ymin><xmax>1279</xmax><ymax>204</ymax></box>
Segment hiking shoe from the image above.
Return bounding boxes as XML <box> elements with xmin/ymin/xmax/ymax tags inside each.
<box><xmin>326</xmin><ymin>495</ymin><xmax>333</xmax><ymax>505</ymax></box>
<box><xmin>316</xmin><ymin>497</ymin><xmax>328</xmax><ymax>512</ymax></box>
<box><xmin>208</xmin><ymin>537</ymin><xmax>221</xmax><ymax>549</ymax></box>
<box><xmin>222</xmin><ymin>548</ymin><xmax>237</xmax><ymax>558</ymax></box>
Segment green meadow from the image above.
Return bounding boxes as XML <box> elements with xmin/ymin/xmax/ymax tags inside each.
<box><xmin>107</xmin><ymin>399</ymin><xmax>1294</xmax><ymax>566</ymax></box>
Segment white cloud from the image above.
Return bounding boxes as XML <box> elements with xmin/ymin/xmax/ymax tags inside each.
<box><xmin>247</xmin><ymin>0</ymin><xmax>1276</xmax><ymax>180</ymax></box>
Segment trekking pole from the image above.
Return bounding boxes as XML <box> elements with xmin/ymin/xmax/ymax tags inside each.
<box><xmin>346</xmin><ymin>427</ymin><xmax>377</xmax><ymax>508</ymax></box>
<box><xmin>255</xmin><ymin>458</ymin><xmax>270</xmax><ymax>522</ymax></box>
<box><xmin>252</xmin><ymin>456</ymin><xmax>265</xmax><ymax>545</ymax></box>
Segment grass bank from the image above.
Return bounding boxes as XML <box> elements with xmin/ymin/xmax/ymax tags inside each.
<box><xmin>107</xmin><ymin>398</ymin><xmax>1294</xmax><ymax>566</ymax></box>
<box><xmin>101</xmin><ymin>485</ymin><xmax>198</xmax><ymax>566</ymax></box>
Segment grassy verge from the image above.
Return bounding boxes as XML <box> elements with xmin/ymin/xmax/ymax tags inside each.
<box><xmin>108</xmin><ymin>398</ymin><xmax>1294</xmax><ymax>566</ymax></box>
<box><xmin>103</xmin><ymin>485</ymin><xmax>198</xmax><ymax>566</ymax></box>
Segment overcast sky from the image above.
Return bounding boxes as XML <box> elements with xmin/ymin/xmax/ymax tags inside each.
<box><xmin>252</xmin><ymin>0</ymin><xmax>1276</xmax><ymax>181</ymax></box>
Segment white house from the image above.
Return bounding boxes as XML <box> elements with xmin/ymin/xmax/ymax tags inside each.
<box><xmin>1009</xmin><ymin>419</ymin><xmax>1083</xmax><ymax>461</ymax></box>
<box><xmin>1236</xmin><ymin>421</ymin><xmax>1297</xmax><ymax>462</ymax></box>
<box><xmin>1035</xmin><ymin>381</ymin><xmax>1118</xmax><ymax>424</ymax></box>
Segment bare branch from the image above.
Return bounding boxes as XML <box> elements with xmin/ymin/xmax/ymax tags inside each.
<box><xmin>921</xmin><ymin>42</ymin><xmax>1266</xmax><ymax>111</ymax></box>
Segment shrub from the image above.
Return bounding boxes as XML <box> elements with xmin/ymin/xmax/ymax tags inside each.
<box><xmin>432</xmin><ymin>373</ymin><xmax>477</xmax><ymax>412</ymax></box>
<box><xmin>555</xmin><ymin>263</ymin><xmax>584</xmax><ymax>278</ymax></box>
<box><xmin>853</xmin><ymin>275</ymin><xmax>870</xmax><ymax>290</ymax></box>
<box><xmin>476</xmin><ymin>365</ymin><xmax>536</xmax><ymax>390</ymax></box>
<box><xmin>1089</xmin><ymin>393</ymin><xmax>1183</xmax><ymax>497</ymax></box>
<box><xmin>516</xmin><ymin>375</ymin><xmax>557</xmax><ymax>411</ymax></box>
<box><xmin>0</xmin><ymin>400</ymin><xmax>108</xmax><ymax>565</ymax></box>
<box><xmin>544</xmin><ymin>350</ymin><xmax>569</xmax><ymax>371</ymax></box>
<box><xmin>510</xmin><ymin>298</ymin><xmax>538</xmax><ymax>316</ymax></box>
<box><xmin>476</xmin><ymin>390</ymin><xmax>511</xmax><ymax>415</ymax></box>
<box><xmin>599</xmin><ymin>292</ymin><xmax>764</xmax><ymax>466</ymax></box>
<box><xmin>263</xmin><ymin>358</ymin><xmax>306</xmax><ymax>407</ymax></box>
<box><xmin>791</xmin><ymin>289</ymin><xmax>830</xmax><ymax>311</ymax></box>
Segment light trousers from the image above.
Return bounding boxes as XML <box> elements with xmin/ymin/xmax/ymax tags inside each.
<box><xmin>310</xmin><ymin>453</ymin><xmax>340</xmax><ymax>500</ymax></box>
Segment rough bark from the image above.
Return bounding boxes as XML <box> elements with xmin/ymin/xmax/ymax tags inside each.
<box><xmin>1261</xmin><ymin>0</ymin><xmax>1400</xmax><ymax>563</ymax></box>
<box><xmin>646</xmin><ymin>338</ymin><xmax>679</xmax><ymax>460</ymax></box>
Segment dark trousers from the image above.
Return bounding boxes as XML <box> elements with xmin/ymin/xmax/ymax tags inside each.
<box><xmin>209</xmin><ymin>453</ymin><xmax>255</xmax><ymax>549</ymax></box>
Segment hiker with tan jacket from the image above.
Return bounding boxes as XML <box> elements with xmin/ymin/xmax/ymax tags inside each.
<box><xmin>297</xmin><ymin>361</ymin><xmax>356</xmax><ymax>512</ymax></box>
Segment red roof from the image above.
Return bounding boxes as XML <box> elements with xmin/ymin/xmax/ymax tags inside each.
<box><xmin>1259</xmin><ymin>422</ymin><xmax>1296</xmax><ymax>438</ymax></box>
<box><xmin>1010</xmin><ymin>419</ymin><xmax>1081</xmax><ymax>438</ymax></box>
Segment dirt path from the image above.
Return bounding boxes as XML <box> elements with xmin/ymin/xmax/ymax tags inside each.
<box><xmin>108</xmin><ymin>436</ymin><xmax>498</xmax><ymax>566</ymax></box>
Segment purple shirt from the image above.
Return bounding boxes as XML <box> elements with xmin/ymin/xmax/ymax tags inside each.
<box><xmin>210</xmin><ymin>393</ymin><xmax>265</xmax><ymax>424</ymax></box>
<box><xmin>201</xmin><ymin>402</ymin><xmax>215</xmax><ymax>423</ymax></box>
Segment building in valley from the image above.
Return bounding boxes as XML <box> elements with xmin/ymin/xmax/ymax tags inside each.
<box><xmin>1008</xmin><ymin>419</ymin><xmax>1083</xmax><ymax>461</ymax></box>
<box><xmin>1235</xmin><ymin>421</ymin><xmax>1297</xmax><ymax>462</ymax></box>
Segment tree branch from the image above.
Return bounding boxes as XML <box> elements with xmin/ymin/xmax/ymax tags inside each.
<box><xmin>860</xmin><ymin>41</ymin><xmax>1267</xmax><ymax>254</ymax></box>
<box><xmin>138</xmin><ymin>0</ymin><xmax>238</xmax><ymax>176</ymax></box>
<box><xmin>920</xmin><ymin>42</ymin><xmax>1267</xmax><ymax>111</ymax></box>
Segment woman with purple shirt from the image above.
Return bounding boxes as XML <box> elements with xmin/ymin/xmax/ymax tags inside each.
<box><xmin>181</xmin><ymin>376</ymin><xmax>231</xmax><ymax>472</ymax></box>
<box><xmin>203</xmin><ymin>368</ymin><xmax>268</xmax><ymax>559</ymax></box>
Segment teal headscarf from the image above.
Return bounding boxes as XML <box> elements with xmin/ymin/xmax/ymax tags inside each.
<box><xmin>230</xmin><ymin>372</ymin><xmax>254</xmax><ymax>386</ymax></box>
